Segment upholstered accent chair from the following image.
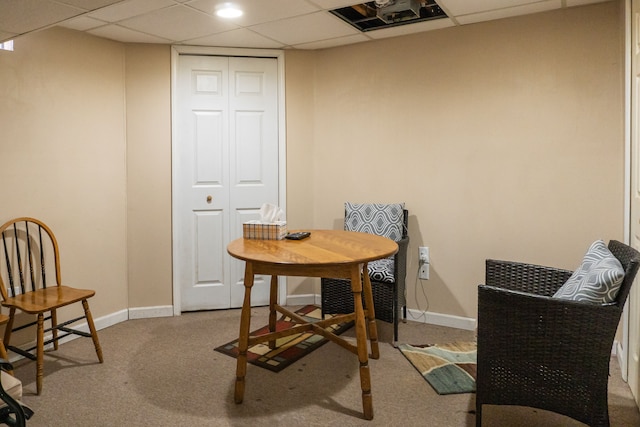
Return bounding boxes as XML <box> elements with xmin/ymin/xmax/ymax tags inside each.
<box><xmin>475</xmin><ymin>240</ymin><xmax>640</xmax><ymax>427</ymax></box>
<box><xmin>321</xmin><ymin>203</ymin><xmax>409</xmax><ymax>343</ymax></box>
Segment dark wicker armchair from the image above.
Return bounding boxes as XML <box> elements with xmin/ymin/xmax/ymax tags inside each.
<box><xmin>321</xmin><ymin>205</ymin><xmax>408</xmax><ymax>343</ymax></box>
<box><xmin>475</xmin><ymin>240</ymin><xmax>640</xmax><ymax>427</ymax></box>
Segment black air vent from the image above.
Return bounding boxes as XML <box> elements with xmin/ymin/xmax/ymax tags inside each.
<box><xmin>330</xmin><ymin>0</ymin><xmax>447</xmax><ymax>32</ymax></box>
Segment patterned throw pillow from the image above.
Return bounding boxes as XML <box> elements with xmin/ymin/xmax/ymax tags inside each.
<box><xmin>344</xmin><ymin>202</ymin><xmax>405</xmax><ymax>242</ymax></box>
<box><xmin>368</xmin><ymin>258</ymin><xmax>395</xmax><ymax>283</ymax></box>
<box><xmin>553</xmin><ymin>240</ymin><xmax>625</xmax><ymax>304</ymax></box>
<box><xmin>344</xmin><ymin>203</ymin><xmax>405</xmax><ymax>284</ymax></box>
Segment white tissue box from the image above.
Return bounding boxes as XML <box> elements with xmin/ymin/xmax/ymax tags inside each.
<box><xmin>243</xmin><ymin>220</ymin><xmax>288</xmax><ymax>240</ymax></box>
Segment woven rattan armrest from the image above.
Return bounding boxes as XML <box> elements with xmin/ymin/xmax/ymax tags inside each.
<box><xmin>485</xmin><ymin>259</ymin><xmax>573</xmax><ymax>296</ymax></box>
<box><xmin>477</xmin><ymin>284</ymin><xmax>622</xmax><ymax>362</ymax></box>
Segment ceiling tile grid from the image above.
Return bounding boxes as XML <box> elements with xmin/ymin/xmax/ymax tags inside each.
<box><xmin>0</xmin><ymin>0</ymin><xmax>615</xmax><ymax>49</ymax></box>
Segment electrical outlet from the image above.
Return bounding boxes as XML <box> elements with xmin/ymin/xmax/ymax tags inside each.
<box><xmin>419</xmin><ymin>262</ymin><xmax>429</xmax><ymax>280</ymax></box>
<box><xmin>419</xmin><ymin>246</ymin><xmax>429</xmax><ymax>279</ymax></box>
<box><xmin>419</xmin><ymin>246</ymin><xmax>429</xmax><ymax>263</ymax></box>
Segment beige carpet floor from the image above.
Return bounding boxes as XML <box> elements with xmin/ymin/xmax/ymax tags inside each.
<box><xmin>8</xmin><ymin>306</ymin><xmax>640</xmax><ymax>426</ymax></box>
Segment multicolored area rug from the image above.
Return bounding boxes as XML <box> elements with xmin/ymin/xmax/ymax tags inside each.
<box><xmin>214</xmin><ymin>305</ymin><xmax>353</xmax><ymax>373</ymax></box>
<box><xmin>398</xmin><ymin>341</ymin><xmax>477</xmax><ymax>395</ymax></box>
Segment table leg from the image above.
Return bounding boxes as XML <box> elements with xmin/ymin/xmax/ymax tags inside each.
<box><xmin>268</xmin><ymin>275</ymin><xmax>278</xmax><ymax>349</ymax></box>
<box><xmin>351</xmin><ymin>265</ymin><xmax>374</xmax><ymax>420</ymax></box>
<box><xmin>361</xmin><ymin>264</ymin><xmax>380</xmax><ymax>359</ymax></box>
<box><xmin>234</xmin><ymin>262</ymin><xmax>254</xmax><ymax>404</ymax></box>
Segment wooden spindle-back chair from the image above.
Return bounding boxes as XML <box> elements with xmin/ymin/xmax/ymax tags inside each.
<box><xmin>0</xmin><ymin>217</ymin><xmax>103</xmax><ymax>395</ymax></box>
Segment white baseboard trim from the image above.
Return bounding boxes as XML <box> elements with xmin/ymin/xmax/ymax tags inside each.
<box><xmin>615</xmin><ymin>339</ymin><xmax>625</xmax><ymax>362</ymax></box>
<box><xmin>405</xmin><ymin>308</ymin><xmax>477</xmax><ymax>331</ymax></box>
<box><xmin>100</xmin><ymin>308</ymin><xmax>130</xmax><ymax>329</ymax></box>
<box><xmin>128</xmin><ymin>305</ymin><xmax>174</xmax><ymax>319</ymax></box>
<box><xmin>286</xmin><ymin>294</ymin><xmax>319</xmax><ymax>306</ymax></box>
<box><xmin>56</xmin><ymin>308</ymin><xmax>129</xmax><ymax>345</ymax></box>
<box><xmin>10</xmin><ymin>307</ymin><xmax>172</xmax><ymax>358</ymax></box>
<box><xmin>286</xmin><ymin>294</ymin><xmax>477</xmax><ymax>331</ymax></box>
<box><xmin>5</xmin><ymin>308</ymin><xmax>129</xmax><ymax>362</ymax></box>
<box><xmin>13</xmin><ymin>300</ymin><xmax>478</xmax><ymax>355</ymax></box>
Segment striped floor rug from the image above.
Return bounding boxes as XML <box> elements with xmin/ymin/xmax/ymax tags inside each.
<box><xmin>398</xmin><ymin>341</ymin><xmax>476</xmax><ymax>395</ymax></box>
<box><xmin>214</xmin><ymin>305</ymin><xmax>352</xmax><ymax>373</ymax></box>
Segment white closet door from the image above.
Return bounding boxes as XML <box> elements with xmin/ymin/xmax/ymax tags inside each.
<box><xmin>175</xmin><ymin>54</ymin><xmax>279</xmax><ymax>311</ymax></box>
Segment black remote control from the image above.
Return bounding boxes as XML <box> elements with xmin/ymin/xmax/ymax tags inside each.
<box><xmin>285</xmin><ymin>232</ymin><xmax>311</xmax><ymax>240</ymax></box>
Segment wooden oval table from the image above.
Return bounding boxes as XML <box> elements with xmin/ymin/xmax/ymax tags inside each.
<box><xmin>227</xmin><ymin>229</ymin><xmax>398</xmax><ymax>420</ymax></box>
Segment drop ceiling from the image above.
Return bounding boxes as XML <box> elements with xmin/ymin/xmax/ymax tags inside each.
<box><xmin>0</xmin><ymin>0</ymin><xmax>612</xmax><ymax>50</ymax></box>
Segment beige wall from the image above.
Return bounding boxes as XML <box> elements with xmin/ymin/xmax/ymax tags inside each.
<box><xmin>0</xmin><ymin>1</ymin><xmax>625</xmax><ymax>325</ymax></box>
<box><xmin>284</xmin><ymin>50</ymin><xmax>317</xmax><ymax>295</ymax></box>
<box><xmin>124</xmin><ymin>44</ymin><xmax>172</xmax><ymax>309</ymax></box>
<box><xmin>286</xmin><ymin>1</ymin><xmax>625</xmax><ymax>318</ymax></box>
<box><xmin>0</xmin><ymin>27</ymin><xmax>128</xmax><ymax>319</ymax></box>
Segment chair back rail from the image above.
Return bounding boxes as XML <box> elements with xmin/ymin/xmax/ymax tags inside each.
<box><xmin>0</xmin><ymin>217</ymin><xmax>62</xmax><ymax>300</ymax></box>
<box><xmin>608</xmin><ymin>240</ymin><xmax>640</xmax><ymax>308</ymax></box>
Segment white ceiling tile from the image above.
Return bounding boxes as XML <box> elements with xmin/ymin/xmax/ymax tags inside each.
<box><xmin>88</xmin><ymin>24</ymin><xmax>173</xmax><ymax>43</ymax></box>
<box><xmin>0</xmin><ymin>0</ymin><xmax>83</xmax><ymax>33</ymax></box>
<box><xmin>292</xmin><ymin>33</ymin><xmax>371</xmax><ymax>50</ymax></box>
<box><xmin>118</xmin><ymin>4</ymin><xmax>237</xmax><ymax>41</ymax></box>
<box><xmin>366</xmin><ymin>18</ymin><xmax>456</xmax><ymax>39</ymax></box>
<box><xmin>456</xmin><ymin>0</ymin><xmax>560</xmax><ymax>25</ymax></box>
<box><xmin>0</xmin><ymin>0</ymin><xmax>615</xmax><ymax>50</ymax></box>
<box><xmin>184</xmin><ymin>28</ymin><xmax>285</xmax><ymax>49</ymax></box>
<box><xmin>250</xmin><ymin>11</ymin><xmax>358</xmax><ymax>46</ymax></box>
<box><xmin>189</xmin><ymin>0</ymin><xmax>320</xmax><ymax>26</ymax></box>
<box><xmin>566</xmin><ymin>0</ymin><xmax>611</xmax><ymax>6</ymax></box>
<box><xmin>305</xmin><ymin>0</ymin><xmax>362</xmax><ymax>10</ymax></box>
<box><xmin>88</xmin><ymin>0</ymin><xmax>176</xmax><ymax>22</ymax></box>
<box><xmin>59</xmin><ymin>16</ymin><xmax>108</xmax><ymax>31</ymax></box>
<box><xmin>56</xmin><ymin>0</ymin><xmax>125</xmax><ymax>11</ymax></box>
<box><xmin>438</xmin><ymin>0</ymin><xmax>558</xmax><ymax>17</ymax></box>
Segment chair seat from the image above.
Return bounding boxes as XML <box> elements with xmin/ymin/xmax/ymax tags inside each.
<box><xmin>368</xmin><ymin>258</ymin><xmax>395</xmax><ymax>283</ymax></box>
<box><xmin>1</xmin><ymin>286</ymin><xmax>95</xmax><ymax>314</ymax></box>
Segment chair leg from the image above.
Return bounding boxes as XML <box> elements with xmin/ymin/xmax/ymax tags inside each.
<box><xmin>0</xmin><ymin>341</ymin><xmax>8</xmax><ymax>361</ymax></box>
<box><xmin>82</xmin><ymin>300</ymin><xmax>103</xmax><ymax>363</ymax></box>
<box><xmin>3</xmin><ymin>309</ymin><xmax>15</xmax><ymax>348</ymax></box>
<box><xmin>0</xmin><ymin>341</ymin><xmax>12</xmax><ymax>376</ymax></box>
<box><xmin>51</xmin><ymin>309</ymin><xmax>59</xmax><ymax>351</ymax></box>
<box><xmin>393</xmin><ymin>316</ymin><xmax>399</xmax><ymax>344</ymax></box>
<box><xmin>36</xmin><ymin>313</ymin><xmax>44</xmax><ymax>395</ymax></box>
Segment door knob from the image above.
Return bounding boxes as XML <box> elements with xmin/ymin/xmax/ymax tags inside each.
<box><xmin>206</xmin><ymin>195</ymin><xmax>212</xmax><ymax>203</ymax></box>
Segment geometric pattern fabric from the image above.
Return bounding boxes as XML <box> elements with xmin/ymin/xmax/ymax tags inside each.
<box><xmin>553</xmin><ymin>239</ymin><xmax>625</xmax><ymax>304</ymax></box>
<box><xmin>368</xmin><ymin>258</ymin><xmax>395</xmax><ymax>283</ymax></box>
<box><xmin>344</xmin><ymin>202</ymin><xmax>405</xmax><ymax>282</ymax></box>
<box><xmin>344</xmin><ymin>202</ymin><xmax>405</xmax><ymax>242</ymax></box>
<box><xmin>398</xmin><ymin>341</ymin><xmax>476</xmax><ymax>395</ymax></box>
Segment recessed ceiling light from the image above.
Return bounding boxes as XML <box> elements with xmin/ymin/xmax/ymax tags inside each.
<box><xmin>216</xmin><ymin>3</ymin><xmax>243</xmax><ymax>19</ymax></box>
